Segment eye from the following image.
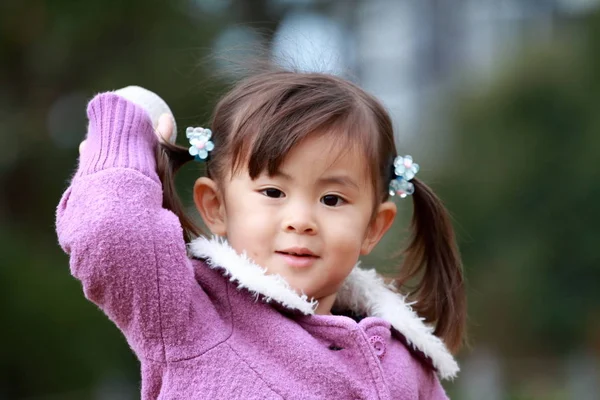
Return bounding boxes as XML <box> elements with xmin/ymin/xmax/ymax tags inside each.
<box><xmin>321</xmin><ymin>194</ymin><xmax>345</xmax><ymax>207</ymax></box>
<box><xmin>260</xmin><ymin>188</ymin><xmax>285</xmax><ymax>198</ymax></box>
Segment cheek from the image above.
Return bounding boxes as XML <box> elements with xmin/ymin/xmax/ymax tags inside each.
<box><xmin>225</xmin><ymin>199</ymin><xmax>274</xmax><ymax>250</ymax></box>
<box><xmin>324</xmin><ymin>226</ymin><xmax>364</xmax><ymax>279</ymax></box>
<box><xmin>325</xmin><ymin>211</ymin><xmax>372</xmax><ymax>248</ymax></box>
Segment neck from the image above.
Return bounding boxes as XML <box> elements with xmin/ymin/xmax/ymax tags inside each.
<box><xmin>314</xmin><ymin>292</ymin><xmax>337</xmax><ymax>315</ymax></box>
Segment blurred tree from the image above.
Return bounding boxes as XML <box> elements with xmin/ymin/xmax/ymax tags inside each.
<box><xmin>439</xmin><ymin>11</ymin><xmax>600</xmax><ymax>361</ymax></box>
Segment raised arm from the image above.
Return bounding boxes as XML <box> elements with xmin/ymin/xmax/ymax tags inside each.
<box><xmin>56</xmin><ymin>92</ymin><xmax>212</xmax><ymax>360</ymax></box>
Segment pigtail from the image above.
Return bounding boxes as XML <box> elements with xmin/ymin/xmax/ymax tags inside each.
<box><xmin>156</xmin><ymin>142</ymin><xmax>204</xmax><ymax>242</ymax></box>
<box><xmin>399</xmin><ymin>178</ymin><xmax>466</xmax><ymax>354</ymax></box>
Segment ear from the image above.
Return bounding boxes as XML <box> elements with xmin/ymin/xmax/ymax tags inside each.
<box><xmin>360</xmin><ymin>201</ymin><xmax>397</xmax><ymax>255</ymax></box>
<box><xmin>193</xmin><ymin>177</ymin><xmax>227</xmax><ymax>236</ymax></box>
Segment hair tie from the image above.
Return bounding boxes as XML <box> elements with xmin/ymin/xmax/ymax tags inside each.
<box><xmin>389</xmin><ymin>155</ymin><xmax>419</xmax><ymax>198</ymax></box>
<box><xmin>187</xmin><ymin>127</ymin><xmax>214</xmax><ymax>161</ymax></box>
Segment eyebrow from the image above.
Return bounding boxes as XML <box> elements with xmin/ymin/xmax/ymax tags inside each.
<box><xmin>274</xmin><ymin>171</ymin><xmax>360</xmax><ymax>191</ymax></box>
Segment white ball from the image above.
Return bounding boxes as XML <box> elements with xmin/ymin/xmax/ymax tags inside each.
<box><xmin>114</xmin><ymin>85</ymin><xmax>177</xmax><ymax>143</ymax></box>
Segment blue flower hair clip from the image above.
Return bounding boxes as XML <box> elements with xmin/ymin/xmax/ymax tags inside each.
<box><xmin>389</xmin><ymin>155</ymin><xmax>419</xmax><ymax>198</ymax></box>
<box><xmin>187</xmin><ymin>127</ymin><xmax>214</xmax><ymax>161</ymax></box>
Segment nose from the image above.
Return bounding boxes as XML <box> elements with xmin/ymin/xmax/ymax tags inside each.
<box><xmin>282</xmin><ymin>204</ymin><xmax>318</xmax><ymax>235</ymax></box>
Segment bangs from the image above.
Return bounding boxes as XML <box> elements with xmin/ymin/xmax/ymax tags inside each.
<box><xmin>246</xmin><ymin>112</ymin><xmax>378</xmax><ymax>181</ymax></box>
<box><xmin>226</xmin><ymin>76</ymin><xmax>381</xmax><ymax>189</ymax></box>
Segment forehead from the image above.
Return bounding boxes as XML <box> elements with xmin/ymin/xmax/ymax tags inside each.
<box><xmin>277</xmin><ymin>134</ymin><xmax>369</xmax><ymax>183</ymax></box>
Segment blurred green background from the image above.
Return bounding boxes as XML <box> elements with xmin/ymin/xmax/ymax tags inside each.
<box><xmin>1</xmin><ymin>0</ymin><xmax>599</xmax><ymax>399</ymax></box>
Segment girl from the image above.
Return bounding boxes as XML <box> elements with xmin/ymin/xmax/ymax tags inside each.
<box><xmin>57</xmin><ymin>70</ymin><xmax>466</xmax><ymax>399</ymax></box>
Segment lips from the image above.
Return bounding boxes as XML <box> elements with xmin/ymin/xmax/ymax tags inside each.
<box><xmin>276</xmin><ymin>247</ymin><xmax>319</xmax><ymax>268</ymax></box>
<box><xmin>277</xmin><ymin>247</ymin><xmax>317</xmax><ymax>257</ymax></box>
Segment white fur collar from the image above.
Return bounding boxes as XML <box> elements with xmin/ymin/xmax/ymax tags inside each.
<box><xmin>188</xmin><ymin>236</ymin><xmax>459</xmax><ymax>380</ymax></box>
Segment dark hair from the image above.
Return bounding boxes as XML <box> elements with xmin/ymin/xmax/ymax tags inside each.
<box><xmin>157</xmin><ymin>69</ymin><xmax>466</xmax><ymax>354</ymax></box>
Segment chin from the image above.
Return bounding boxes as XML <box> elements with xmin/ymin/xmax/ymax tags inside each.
<box><xmin>286</xmin><ymin>280</ymin><xmax>317</xmax><ymax>298</ymax></box>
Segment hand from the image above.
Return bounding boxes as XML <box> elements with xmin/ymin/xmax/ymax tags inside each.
<box><xmin>79</xmin><ymin>113</ymin><xmax>174</xmax><ymax>155</ymax></box>
<box><xmin>155</xmin><ymin>113</ymin><xmax>175</xmax><ymax>143</ymax></box>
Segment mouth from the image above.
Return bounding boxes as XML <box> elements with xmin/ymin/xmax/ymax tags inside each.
<box><xmin>276</xmin><ymin>248</ymin><xmax>319</xmax><ymax>268</ymax></box>
<box><xmin>276</xmin><ymin>248</ymin><xmax>318</xmax><ymax>257</ymax></box>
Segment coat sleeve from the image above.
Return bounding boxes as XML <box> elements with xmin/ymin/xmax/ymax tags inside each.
<box><xmin>418</xmin><ymin>365</ymin><xmax>450</xmax><ymax>399</ymax></box>
<box><xmin>56</xmin><ymin>93</ymin><xmax>223</xmax><ymax>361</ymax></box>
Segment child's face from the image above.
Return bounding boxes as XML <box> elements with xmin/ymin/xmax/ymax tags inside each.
<box><xmin>217</xmin><ymin>134</ymin><xmax>392</xmax><ymax>314</ymax></box>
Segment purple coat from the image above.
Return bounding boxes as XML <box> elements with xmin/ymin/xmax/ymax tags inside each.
<box><xmin>56</xmin><ymin>93</ymin><xmax>458</xmax><ymax>399</ymax></box>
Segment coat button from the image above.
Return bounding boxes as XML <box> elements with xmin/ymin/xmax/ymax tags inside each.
<box><xmin>369</xmin><ymin>335</ymin><xmax>386</xmax><ymax>358</ymax></box>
